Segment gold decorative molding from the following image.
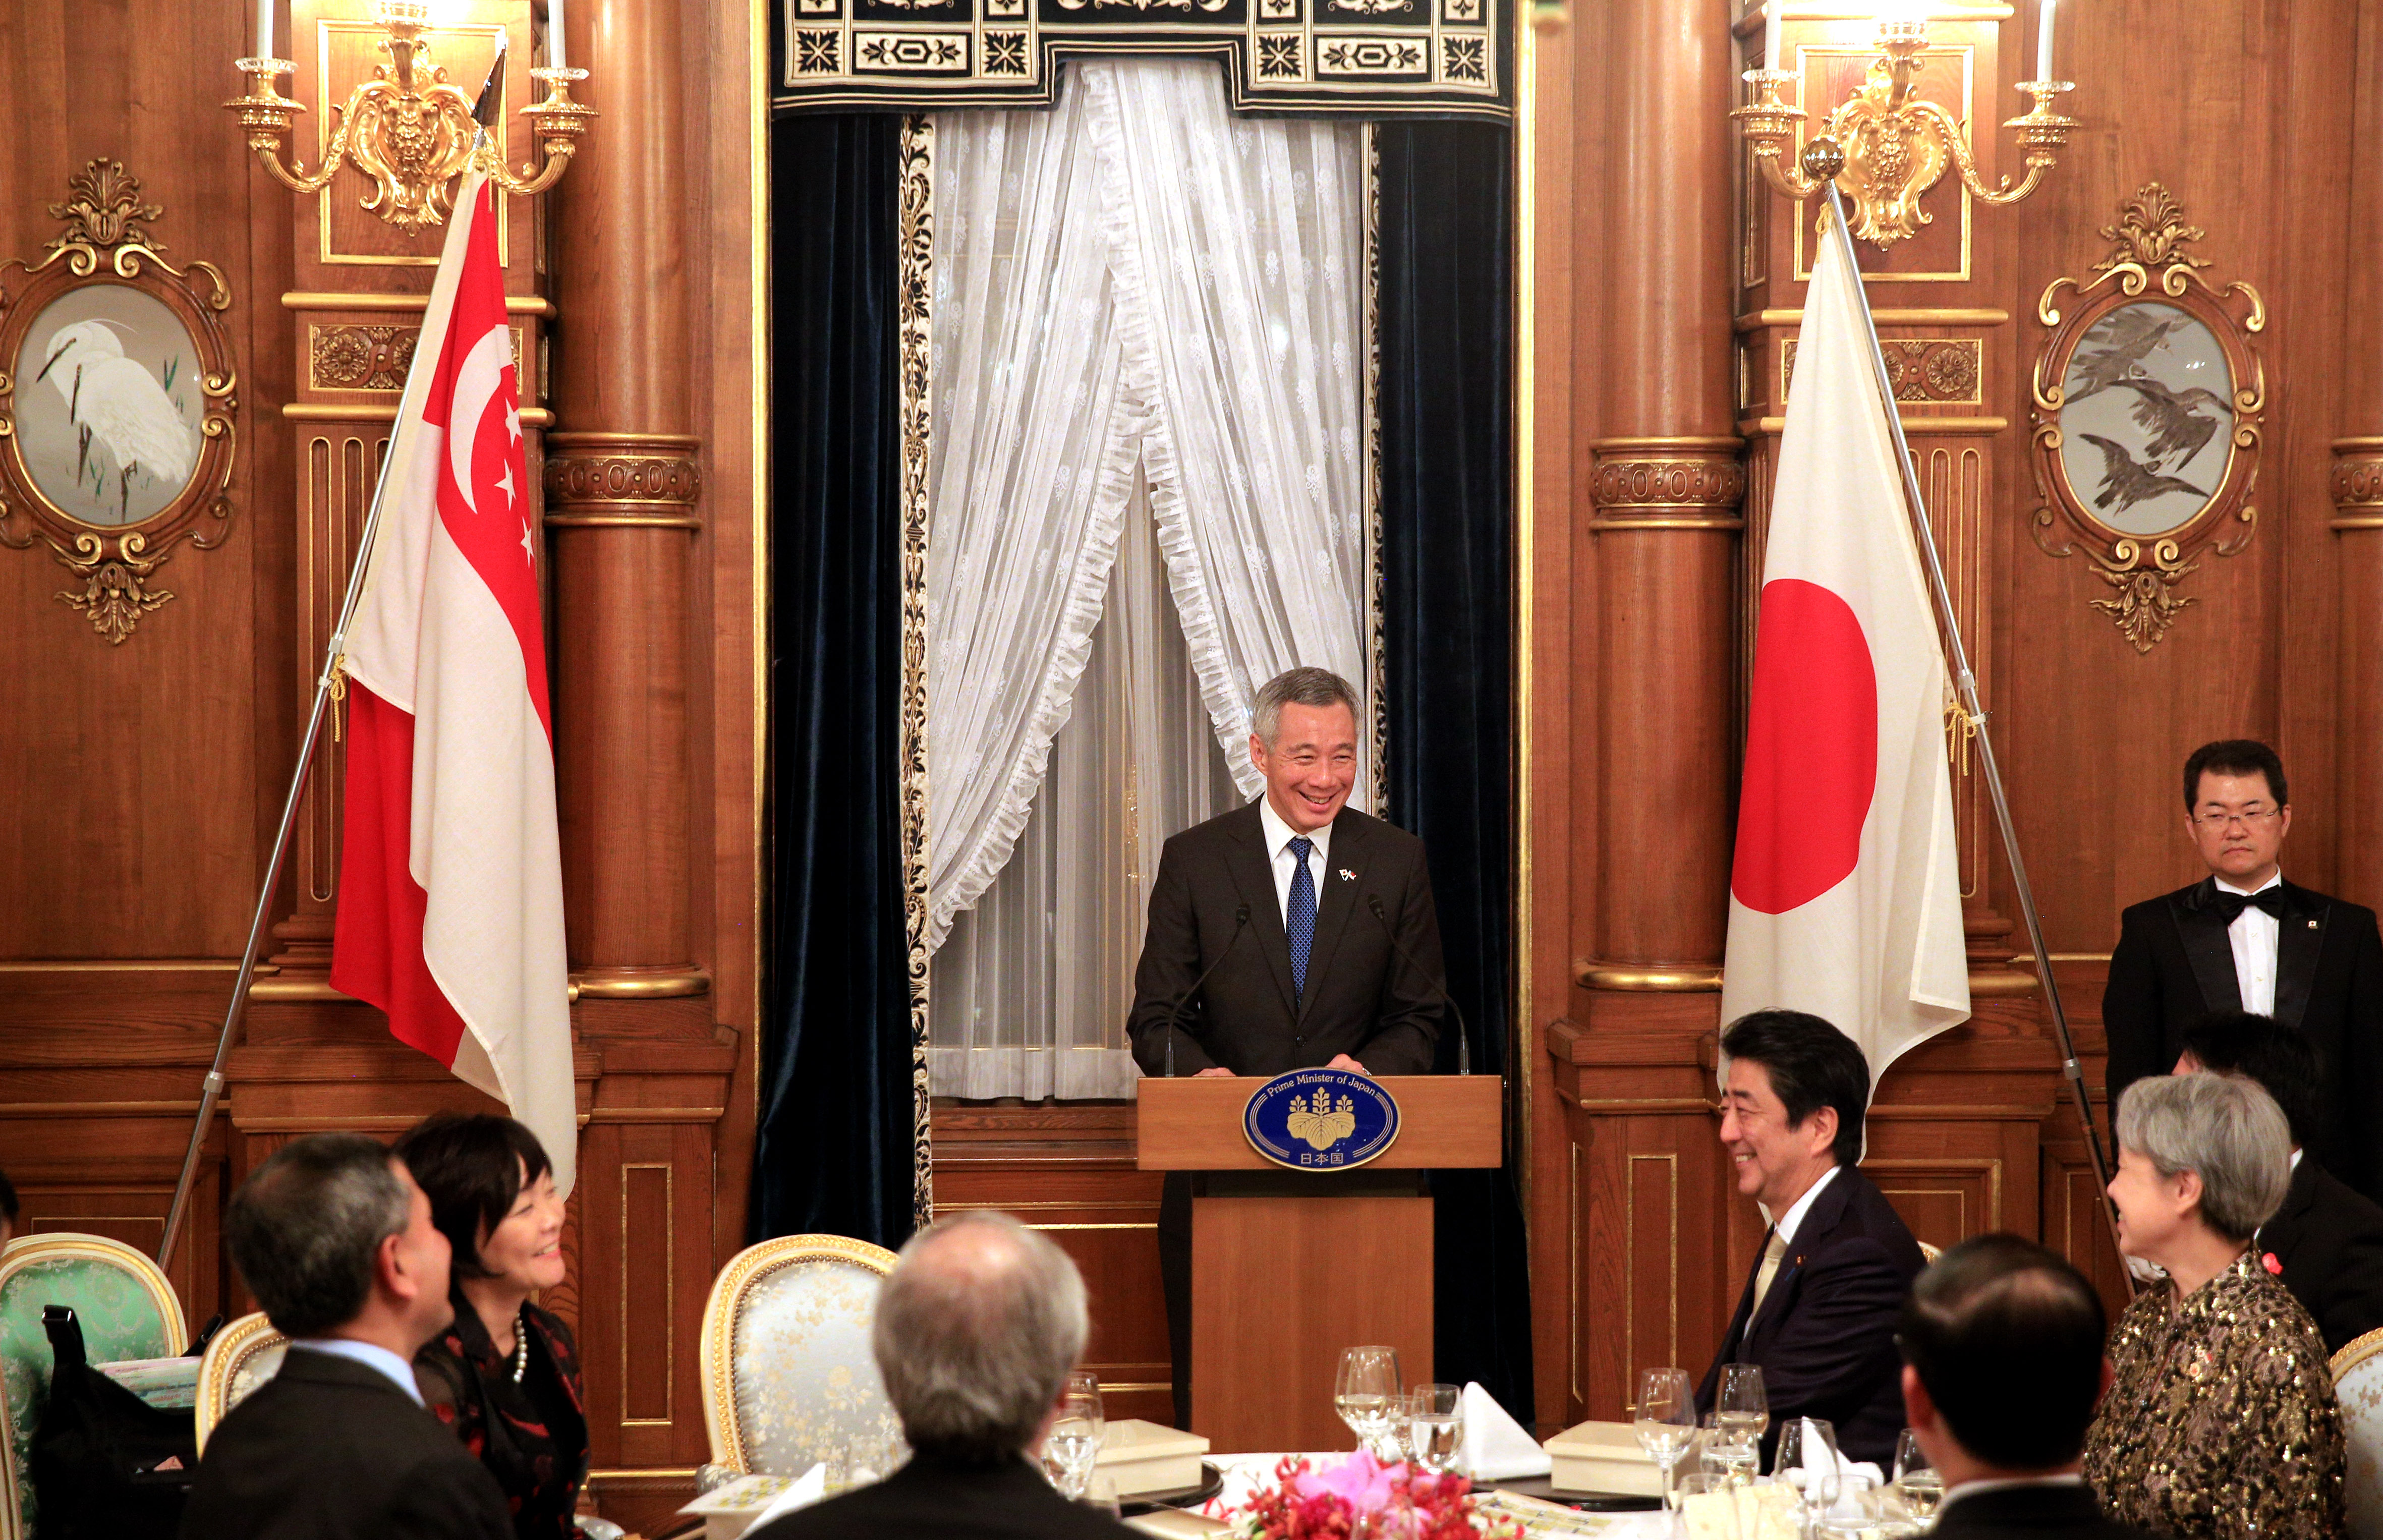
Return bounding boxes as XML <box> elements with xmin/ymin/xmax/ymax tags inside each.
<box><xmin>571</xmin><ymin>966</ymin><xmax>711</xmax><ymax>1000</ymax></box>
<box><xmin>1363</xmin><ymin>124</ymin><xmax>1388</xmax><ymax>818</ymax></box>
<box><xmin>1738</xmin><ymin>307</ymin><xmax>2010</xmax><ymax>331</ymax></box>
<box><xmin>282</xmin><ymin>401</ymin><xmax>553</xmax><ymax>427</ymax></box>
<box><xmin>544</xmin><ymin>432</ymin><xmax>703</xmax><ymax>527</ymax></box>
<box><xmin>0</xmin><ymin>160</ymin><xmax>240</xmax><ymax>644</ymax></box>
<box><xmin>896</xmin><ymin>113</ymin><xmax>935</xmax><ymax>1233</ymax></box>
<box><xmin>2333</xmin><ymin>437</ymin><xmax>2383</xmax><ymax>529</ymax></box>
<box><xmin>1587</xmin><ymin>439</ymin><xmax>1746</xmax><ymax>531</ymax></box>
<box><xmin>1784</xmin><ymin>336</ymin><xmax>1979</xmax><ymax>406</ymax></box>
<box><xmin>2028</xmin><ymin>184</ymin><xmax>2265</xmax><ymax>654</ymax></box>
<box><xmin>308</xmin><ymin>322</ymin><xmax>417</xmax><ymax>390</ymax></box>
<box><xmin>282</xmin><ymin>290</ymin><xmax>556</xmax><ymax>317</ymax></box>
<box><xmin>1573</xmin><ymin>960</ymin><xmax>1725</xmax><ymax>991</ymax></box>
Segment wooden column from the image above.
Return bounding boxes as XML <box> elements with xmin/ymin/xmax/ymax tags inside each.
<box><xmin>1578</xmin><ymin>0</ymin><xmax>1743</xmax><ymax>995</ymax></box>
<box><xmin>2333</xmin><ymin>13</ymin><xmax>2383</xmax><ymax>908</ymax></box>
<box><xmin>545</xmin><ymin>0</ymin><xmax>701</xmax><ymax>994</ymax></box>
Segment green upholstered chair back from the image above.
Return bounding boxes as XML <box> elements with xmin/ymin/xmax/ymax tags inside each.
<box><xmin>0</xmin><ymin>1234</ymin><xmax>186</xmax><ymax>1539</ymax></box>
<box><xmin>698</xmin><ymin>1235</ymin><xmax>904</xmax><ymax>1477</ymax></box>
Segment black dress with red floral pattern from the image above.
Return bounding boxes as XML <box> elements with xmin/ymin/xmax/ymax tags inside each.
<box><xmin>415</xmin><ymin>1294</ymin><xmax>590</xmax><ymax>1540</ymax></box>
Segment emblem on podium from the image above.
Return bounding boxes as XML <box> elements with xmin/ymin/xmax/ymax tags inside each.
<box><xmin>1241</xmin><ymin>1068</ymin><xmax>1401</xmax><ymax>1171</ymax></box>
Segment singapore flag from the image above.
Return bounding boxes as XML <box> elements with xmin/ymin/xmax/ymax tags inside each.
<box><xmin>1719</xmin><ymin>222</ymin><xmax>1970</xmax><ymax>1086</ymax></box>
<box><xmin>330</xmin><ymin>172</ymin><xmax>576</xmax><ymax>1195</ymax></box>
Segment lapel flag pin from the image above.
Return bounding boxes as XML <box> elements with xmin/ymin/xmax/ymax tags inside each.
<box><xmin>1338</xmin><ymin>868</ymin><xmax>1356</xmax><ymax>883</ymax></box>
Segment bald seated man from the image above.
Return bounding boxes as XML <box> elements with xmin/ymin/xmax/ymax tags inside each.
<box><xmin>748</xmin><ymin>1212</ymin><xmax>1138</xmax><ymax>1540</ymax></box>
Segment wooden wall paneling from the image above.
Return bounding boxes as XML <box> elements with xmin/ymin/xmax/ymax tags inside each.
<box><xmin>931</xmin><ymin>1105</ymin><xmax>1172</xmax><ymax>1426</ymax></box>
<box><xmin>2330</xmin><ymin>2</ymin><xmax>2383</xmax><ymax>909</ymax></box>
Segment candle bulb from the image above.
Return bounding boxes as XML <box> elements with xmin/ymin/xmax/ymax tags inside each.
<box><xmin>2034</xmin><ymin>0</ymin><xmax>2057</xmax><ymax>80</ymax></box>
<box><xmin>549</xmin><ymin>0</ymin><xmax>568</xmax><ymax>72</ymax></box>
<box><xmin>256</xmin><ymin>0</ymin><xmax>273</xmax><ymax>57</ymax></box>
<box><xmin>1763</xmin><ymin>1</ymin><xmax>1783</xmax><ymax>71</ymax></box>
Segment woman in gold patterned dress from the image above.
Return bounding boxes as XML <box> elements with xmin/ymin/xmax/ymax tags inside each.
<box><xmin>2081</xmin><ymin>1070</ymin><xmax>2345</xmax><ymax>1539</ymax></box>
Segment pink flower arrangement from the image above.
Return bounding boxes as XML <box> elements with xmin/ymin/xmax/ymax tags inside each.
<box><xmin>1228</xmin><ymin>1451</ymin><xmax>1523</xmax><ymax>1540</ymax></box>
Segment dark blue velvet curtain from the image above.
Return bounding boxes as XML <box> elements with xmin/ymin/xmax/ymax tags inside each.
<box><xmin>1378</xmin><ymin>121</ymin><xmax>1535</xmax><ymax>1421</ymax></box>
<box><xmin>751</xmin><ymin>113</ymin><xmax>918</xmax><ymax>1249</ymax></box>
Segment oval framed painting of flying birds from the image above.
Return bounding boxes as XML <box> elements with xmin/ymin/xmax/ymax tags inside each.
<box><xmin>2027</xmin><ymin>184</ymin><xmax>2264</xmax><ymax>654</ymax></box>
<box><xmin>0</xmin><ymin>159</ymin><xmax>238</xmax><ymax>643</ymax></box>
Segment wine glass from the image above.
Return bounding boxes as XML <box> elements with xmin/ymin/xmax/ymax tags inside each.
<box><xmin>1042</xmin><ymin>1373</ymin><xmax>1104</xmax><ymax>1498</ymax></box>
<box><xmin>1405</xmin><ymin>1383</ymin><xmax>1464</xmax><ymax>1474</ymax></box>
<box><xmin>1631</xmin><ymin>1367</ymin><xmax>1697</xmax><ymax>1511</ymax></box>
<box><xmin>1892</xmin><ymin>1430</ymin><xmax>1941</xmax><ymax>1522</ymax></box>
<box><xmin>1774</xmin><ymin>1416</ymin><xmax>1841</xmax><ymax>1529</ymax></box>
<box><xmin>1335</xmin><ymin>1346</ymin><xmax>1403</xmax><ymax>1460</ymax></box>
<box><xmin>1676</xmin><ymin>1475</ymin><xmax>1746</xmax><ymax>1540</ymax></box>
<box><xmin>1698</xmin><ymin>1418</ymin><xmax>1759</xmax><ymax>1489</ymax></box>
<box><xmin>1716</xmin><ymin>1363</ymin><xmax>1769</xmax><ymax>1446</ymax></box>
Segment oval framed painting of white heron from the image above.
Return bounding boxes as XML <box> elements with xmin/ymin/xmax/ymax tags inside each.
<box><xmin>0</xmin><ymin>158</ymin><xmax>238</xmax><ymax>643</ymax></box>
<box><xmin>2026</xmin><ymin>184</ymin><xmax>2265</xmax><ymax>653</ymax></box>
<box><xmin>14</xmin><ymin>285</ymin><xmax>208</xmax><ymax>526</ymax></box>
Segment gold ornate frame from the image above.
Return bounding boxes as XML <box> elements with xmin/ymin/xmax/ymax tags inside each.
<box><xmin>697</xmin><ymin>1232</ymin><xmax>899</xmax><ymax>1474</ymax></box>
<box><xmin>0</xmin><ymin>160</ymin><xmax>240</xmax><ymax>644</ymax></box>
<box><xmin>2026</xmin><ymin>183</ymin><xmax>2265</xmax><ymax>653</ymax></box>
<box><xmin>193</xmin><ymin>1311</ymin><xmax>288</xmax><ymax>1455</ymax></box>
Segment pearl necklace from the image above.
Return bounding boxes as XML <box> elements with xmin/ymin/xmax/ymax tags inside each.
<box><xmin>508</xmin><ymin>1309</ymin><xmax>529</xmax><ymax>1384</ymax></box>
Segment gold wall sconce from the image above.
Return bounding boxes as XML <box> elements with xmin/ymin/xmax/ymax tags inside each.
<box><xmin>1732</xmin><ymin>5</ymin><xmax>2077</xmax><ymax>247</ymax></box>
<box><xmin>225</xmin><ymin>1</ymin><xmax>595</xmax><ymax>232</ymax></box>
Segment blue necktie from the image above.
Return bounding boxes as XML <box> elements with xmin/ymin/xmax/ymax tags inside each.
<box><xmin>1286</xmin><ymin>836</ymin><xmax>1316</xmax><ymax>1001</ymax></box>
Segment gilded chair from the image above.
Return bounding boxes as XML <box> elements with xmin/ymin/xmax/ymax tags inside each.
<box><xmin>0</xmin><ymin>1233</ymin><xmax>187</xmax><ymax>1539</ymax></box>
<box><xmin>699</xmin><ymin>1234</ymin><xmax>903</xmax><ymax>1480</ymax></box>
<box><xmin>2335</xmin><ymin>1326</ymin><xmax>2383</xmax><ymax>1539</ymax></box>
<box><xmin>194</xmin><ymin>1311</ymin><xmax>289</xmax><ymax>1455</ymax></box>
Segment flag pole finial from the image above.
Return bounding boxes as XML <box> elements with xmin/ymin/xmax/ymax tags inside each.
<box><xmin>1798</xmin><ymin>136</ymin><xmax>1845</xmax><ymax>185</ymax></box>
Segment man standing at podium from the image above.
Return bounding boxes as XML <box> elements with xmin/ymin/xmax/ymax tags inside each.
<box><xmin>1126</xmin><ymin>666</ymin><xmax>1450</xmax><ymax>1426</ymax></box>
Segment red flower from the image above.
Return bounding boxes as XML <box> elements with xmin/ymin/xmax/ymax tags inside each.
<box><xmin>2262</xmin><ymin>1251</ymin><xmax>2284</xmax><ymax>1275</ymax></box>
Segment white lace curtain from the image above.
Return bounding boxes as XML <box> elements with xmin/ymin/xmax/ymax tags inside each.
<box><xmin>925</xmin><ymin>59</ymin><xmax>1368</xmax><ymax>1100</ymax></box>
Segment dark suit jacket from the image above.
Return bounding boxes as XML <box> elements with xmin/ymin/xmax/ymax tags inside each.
<box><xmin>2103</xmin><ymin>876</ymin><xmax>2383</xmax><ymax>1200</ymax></box>
<box><xmin>1932</xmin><ymin>1482</ymin><xmax>2159</xmax><ymax>1540</ymax></box>
<box><xmin>1697</xmin><ymin>1166</ymin><xmax>1923</xmax><ymax>1470</ymax></box>
<box><xmin>2259</xmin><ymin>1153</ymin><xmax>2383</xmax><ymax>1355</ymax></box>
<box><xmin>746</xmin><ymin>1451</ymin><xmax>1142</xmax><ymax>1540</ymax></box>
<box><xmin>181</xmin><ymin>1346</ymin><xmax>514</xmax><ymax>1540</ymax></box>
<box><xmin>1127</xmin><ymin>802</ymin><xmax>1445</xmax><ymax>1077</ymax></box>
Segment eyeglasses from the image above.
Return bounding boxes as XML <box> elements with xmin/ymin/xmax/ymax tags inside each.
<box><xmin>2191</xmin><ymin>806</ymin><xmax>2282</xmax><ymax>830</ymax></box>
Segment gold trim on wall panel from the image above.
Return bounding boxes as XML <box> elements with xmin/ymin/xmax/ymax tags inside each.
<box><xmin>1622</xmin><ymin>1153</ymin><xmax>1680</xmax><ymax>1391</ymax></box>
<box><xmin>1512</xmin><ymin>4</ymin><xmax>1538</xmax><ymax>1206</ymax></box>
<box><xmin>1736</xmin><ymin>307</ymin><xmax>2010</xmax><ymax>331</ymax></box>
<box><xmin>282</xmin><ymin>291</ymin><xmax>556</xmax><ymax>316</ymax></box>
<box><xmin>895</xmin><ymin>116</ymin><xmax>935</xmax><ymax>1233</ymax></box>
<box><xmin>751</xmin><ymin>0</ymin><xmax>773</xmax><ymax>1100</ymax></box>
<box><xmin>286</xmin><ymin>403</ymin><xmax>555</xmax><ymax>427</ymax></box>
<box><xmin>1878</xmin><ymin>1187</ymin><xmax>1969</xmax><ymax>1235</ymax></box>
<box><xmin>1786</xmin><ymin>41</ymin><xmax>1973</xmax><ymax>283</ymax></box>
<box><xmin>618</xmin><ymin>1162</ymin><xmax>677</xmax><ymax>1428</ymax></box>
<box><xmin>1364</xmin><ymin>123</ymin><xmax>1388</xmax><ymax>820</ymax></box>
<box><xmin>1870</xmin><ymin>1156</ymin><xmax>2004</xmax><ymax>1227</ymax></box>
<box><xmin>1567</xmin><ymin>1139</ymin><xmax>1580</xmax><ymax>1404</ymax></box>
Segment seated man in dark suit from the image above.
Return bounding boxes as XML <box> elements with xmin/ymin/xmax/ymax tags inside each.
<box><xmin>748</xmin><ymin>1211</ymin><xmax>1137</xmax><ymax>1540</ymax></box>
<box><xmin>1126</xmin><ymin>665</ymin><xmax>1449</xmax><ymax>1423</ymax></box>
<box><xmin>182</xmin><ymin>1133</ymin><xmax>512</xmax><ymax>1540</ymax></box>
<box><xmin>1900</xmin><ymin>1235</ymin><xmax>2155</xmax><ymax>1539</ymax></box>
<box><xmin>2176</xmin><ymin>1009</ymin><xmax>2383</xmax><ymax>1353</ymax></box>
<box><xmin>2103</xmin><ymin>739</ymin><xmax>2383</xmax><ymax>1201</ymax></box>
<box><xmin>1698</xmin><ymin>1010</ymin><xmax>1924</xmax><ymax>1469</ymax></box>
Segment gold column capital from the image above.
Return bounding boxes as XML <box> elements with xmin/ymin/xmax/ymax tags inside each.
<box><xmin>1586</xmin><ymin>441</ymin><xmax>1746</xmax><ymax>532</ymax></box>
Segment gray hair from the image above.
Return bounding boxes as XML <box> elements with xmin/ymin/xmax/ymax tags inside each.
<box><xmin>1252</xmin><ymin>667</ymin><xmax>1360</xmax><ymax>748</ymax></box>
<box><xmin>2114</xmin><ymin>1071</ymin><xmax>2292</xmax><ymax>1243</ymax></box>
<box><xmin>224</xmin><ymin>1133</ymin><xmax>413</xmax><ymax>1338</ymax></box>
<box><xmin>871</xmin><ymin>1211</ymin><xmax>1089</xmax><ymax>1459</ymax></box>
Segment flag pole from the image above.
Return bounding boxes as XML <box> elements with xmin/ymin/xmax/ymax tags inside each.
<box><xmin>158</xmin><ymin>120</ymin><xmax>500</xmax><ymax>1274</ymax></box>
<box><xmin>1815</xmin><ymin>169</ymin><xmax>2129</xmax><ymax>1274</ymax></box>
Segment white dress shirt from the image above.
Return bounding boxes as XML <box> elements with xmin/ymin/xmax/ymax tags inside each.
<box><xmin>288</xmin><ymin>1337</ymin><xmax>424</xmax><ymax>1405</ymax></box>
<box><xmin>1761</xmin><ymin>1162</ymin><xmax>1843</xmax><ymax>1244</ymax></box>
<box><xmin>1257</xmin><ymin>797</ymin><xmax>1333</xmax><ymax>927</ymax></box>
<box><xmin>1937</xmin><ymin>1472</ymin><xmax>2085</xmax><ymax>1516</ymax></box>
<box><xmin>2216</xmin><ymin>870</ymin><xmax>2283</xmax><ymax>1016</ymax></box>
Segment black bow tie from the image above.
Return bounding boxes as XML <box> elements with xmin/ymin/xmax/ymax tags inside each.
<box><xmin>2210</xmin><ymin>886</ymin><xmax>2287</xmax><ymax>924</ymax></box>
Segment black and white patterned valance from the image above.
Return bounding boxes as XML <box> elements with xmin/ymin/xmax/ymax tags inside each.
<box><xmin>770</xmin><ymin>0</ymin><xmax>1510</xmax><ymax>121</ymax></box>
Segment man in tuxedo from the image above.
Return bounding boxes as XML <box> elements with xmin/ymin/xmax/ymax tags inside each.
<box><xmin>2176</xmin><ymin>1010</ymin><xmax>2383</xmax><ymax>1353</ymax></box>
<box><xmin>2103</xmin><ymin>739</ymin><xmax>2383</xmax><ymax>1201</ymax></box>
<box><xmin>182</xmin><ymin>1133</ymin><xmax>512</xmax><ymax>1540</ymax></box>
<box><xmin>1126</xmin><ymin>666</ymin><xmax>1449</xmax><ymax>1425</ymax></box>
<box><xmin>1899</xmin><ymin>1235</ymin><xmax>2154</xmax><ymax>1539</ymax></box>
<box><xmin>1699</xmin><ymin>1010</ymin><xmax>1923</xmax><ymax>1470</ymax></box>
<box><xmin>748</xmin><ymin>1212</ymin><xmax>1137</xmax><ymax>1540</ymax></box>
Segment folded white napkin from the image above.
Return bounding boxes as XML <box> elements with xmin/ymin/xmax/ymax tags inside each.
<box><xmin>1784</xmin><ymin>1420</ymin><xmax>1883</xmax><ymax>1516</ymax></box>
<box><xmin>1459</xmin><ymin>1381</ymin><xmax>1550</xmax><ymax>1480</ymax></box>
<box><xmin>744</xmin><ymin>1463</ymin><xmax>829</xmax><ymax>1530</ymax></box>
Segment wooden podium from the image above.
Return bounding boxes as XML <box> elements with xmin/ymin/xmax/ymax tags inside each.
<box><xmin>1135</xmin><ymin>1075</ymin><xmax>1503</xmax><ymax>1453</ymax></box>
